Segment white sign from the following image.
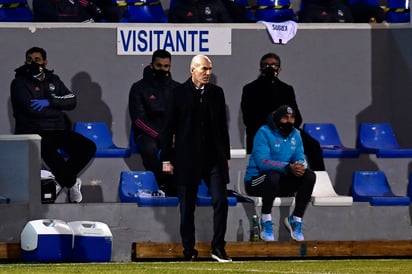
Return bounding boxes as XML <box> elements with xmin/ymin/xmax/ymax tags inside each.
<box><xmin>117</xmin><ymin>26</ymin><xmax>232</xmax><ymax>55</ymax></box>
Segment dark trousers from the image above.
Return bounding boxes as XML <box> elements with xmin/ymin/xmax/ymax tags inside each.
<box><xmin>136</xmin><ymin>134</ymin><xmax>175</xmax><ymax>192</ymax></box>
<box><xmin>40</xmin><ymin>131</ymin><xmax>96</xmax><ymax>188</ymax></box>
<box><xmin>177</xmin><ymin>165</ymin><xmax>228</xmax><ymax>258</ymax></box>
<box><xmin>299</xmin><ymin>129</ymin><xmax>325</xmax><ymax>171</ymax></box>
<box><xmin>245</xmin><ymin>169</ymin><xmax>316</xmax><ymax>218</ymax></box>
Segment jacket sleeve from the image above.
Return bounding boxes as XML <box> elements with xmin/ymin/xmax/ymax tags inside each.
<box><xmin>251</xmin><ymin>128</ymin><xmax>289</xmax><ymax>173</ymax></box>
<box><xmin>290</xmin><ymin>130</ymin><xmax>308</xmax><ymax>169</ymax></box>
<box><xmin>216</xmin><ymin>87</ymin><xmax>231</xmax><ymax>160</ymax></box>
<box><xmin>48</xmin><ymin>76</ymin><xmax>76</xmax><ymax>111</ymax></box>
<box><xmin>128</xmin><ymin>83</ymin><xmax>159</xmax><ymax>139</ymax></box>
<box><xmin>286</xmin><ymin>85</ymin><xmax>303</xmax><ymax>128</ymax></box>
<box><xmin>159</xmin><ymin>87</ymin><xmax>177</xmax><ymax>162</ymax></box>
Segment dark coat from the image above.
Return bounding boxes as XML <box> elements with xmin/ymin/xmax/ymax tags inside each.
<box><xmin>11</xmin><ymin>64</ymin><xmax>76</xmax><ymax>134</ymax></box>
<box><xmin>241</xmin><ymin>75</ymin><xmax>303</xmax><ymax>154</ymax></box>
<box><xmin>160</xmin><ymin>78</ymin><xmax>231</xmax><ymax>185</ymax></box>
<box><xmin>129</xmin><ymin>65</ymin><xmax>180</xmax><ymax>139</ymax></box>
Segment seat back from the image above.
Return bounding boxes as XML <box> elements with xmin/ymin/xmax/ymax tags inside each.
<box><xmin>121</xmin><ymin>0</ymin><xmax>167</xmax><ymax>22</ymax></box>
<box><xmin>119</xmin><ymin>171</ymin><xmax>158</xmax><ymax>202</ymax></box>
<box><xmin>74</xmin><ymin>122</ymin><xmax>115</xmax><ymax>148</ymax></box>
<box><xmin>0</xmin><ymin>0</ymin><xmax>33</xmax><ymax>22</ymax></box>
<box><xmin>357</xmin><ymin>123</ymin><xmax>400</xmax><ymax>153</ymax></box>
<box><xmin>303</xmin><ymin>123</ymin><xmax>344</xmax><ymax>148</ymax></box>
<box><xmin>385</xmin><ymin>0</ymin><xmax>410</xmax><ymax>23</ymax></box>
<box><xmin>254</xmin><ymin>0</ymin><xmax>295</xmax><ymax>22</ymax></box>
<box><xmin>351</xmin><ymin>171</ymin><xmax>394</xmax><ymax>201</ymax></box>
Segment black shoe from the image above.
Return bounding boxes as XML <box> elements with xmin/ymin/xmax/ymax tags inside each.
<box><xmin>184</xmin><ymin>249</ymin><xmax>198</xmax><ymax>261</ymax></box>
<box><xmin>211</xmin><ymin>248</ymin><xmax>232</xmax><ymax>262</ymax></box>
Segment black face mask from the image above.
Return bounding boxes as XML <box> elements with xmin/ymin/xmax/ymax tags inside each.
<box><xmin>278</xmin><ymin>122</ymin><xmax>294</xmax><ymax>137</ymax></box>
<box><xmin>26</xmin><ymin>62</ymin><xmax>44</xmax><ymax>78</ymax></box>
<box><xmin>152</xmin><ymin>69</ymin><xmax>169</xmax><ymax>79</ymax></box>
<box><xmin>262</xmin><ymin>67</ymin><xmax>278</xmax><ymax>80</ymax></box>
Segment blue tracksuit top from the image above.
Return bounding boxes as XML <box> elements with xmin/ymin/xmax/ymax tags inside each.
<box><xmin>244</xmin><ymin>121</ymin><xmax>307</xmax><ymax>182</ymax></box>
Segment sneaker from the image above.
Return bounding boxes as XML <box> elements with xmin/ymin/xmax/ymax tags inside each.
<box><xmin>211</xmin><ymin>248</ymin><xmax>232</xmax><ymax>262</ymax></box>
<box><xmin>284</xmin><ymin>216</ymin><xmax>304</xmax><ymax>241</ymax></box>
<box><xmin>260</xmin><ymin>220</ymin><xmax>275</xmax><ymax>241</ymax></box>
<box><xmin>69</xmin><ymin>178</ymin><xmax>82</xmax><ymax>203</ymax></box>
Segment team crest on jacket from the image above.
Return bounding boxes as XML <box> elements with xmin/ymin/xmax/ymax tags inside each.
<box><xmin>48</xmin><ymin>83</ymin><xmax>56</xmax><ymax>92</ymax></box>
<box><xmin>204</xmin><ymin>6</ymin><xmax>212</xmax><ymax>16</ymax></box>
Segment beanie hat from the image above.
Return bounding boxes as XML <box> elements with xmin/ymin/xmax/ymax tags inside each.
<box><xmin>272</xmin><ymin>105</ymin><xmax>294</xmax><ymax>124</ymax></box>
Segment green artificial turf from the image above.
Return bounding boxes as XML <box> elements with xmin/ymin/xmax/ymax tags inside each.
<box><xmin>1</xmin><ymin>259</ymin><xmax>412</xmax><ymax>273</ymax></box>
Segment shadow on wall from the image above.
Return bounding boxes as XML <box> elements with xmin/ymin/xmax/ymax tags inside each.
<box><xmin>67</xmin><ymin>71</ymin><xmax>113</xmax><ymax>133</ymax></box>
<box><xmin>334</xmin><ymin>29</ymin><xmax>412</xmax><ymax>197</ymax></box>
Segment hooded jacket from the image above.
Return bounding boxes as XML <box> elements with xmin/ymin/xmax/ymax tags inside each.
<box><xmin>244</xmin><ymin>112</ymin><xmax>307</xmax><ymax>181</ymax></box>
<box><xmin>10</xmin><ymin>63</ymin><xmax>76</xmax><ymax>133</ymax></box>
<box><xmin>128</xmin><ymin>65</ymin><xmax>180</xmax><ymax>139</ymax></box>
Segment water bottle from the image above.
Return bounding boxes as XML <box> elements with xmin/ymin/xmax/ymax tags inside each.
<box><xmin>236</xmin><ymin>219</ymin><xmax>244</xmax><ymax>242</ymax></box>
<box><xmin>251</xmin><ymin>215</ymin><xmax>260</xmax><ymax>242</ymax></box>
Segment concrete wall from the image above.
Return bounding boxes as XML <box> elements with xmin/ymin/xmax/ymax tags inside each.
<box><xmin>1</xmin><ymin>23</ymin><xmax>412</xmax><ymax>262</ymax></box>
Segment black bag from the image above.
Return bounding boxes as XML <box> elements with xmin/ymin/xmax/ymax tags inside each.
<box><xmin>41</xmin><ymin>178</ymin><xmax>57</xmax><ymax>204</ymax></box>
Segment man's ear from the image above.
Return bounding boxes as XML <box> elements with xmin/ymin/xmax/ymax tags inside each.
<box><xmin>44</xmin><ymin>60</ymin><xmax>48</xmax><ymax>67</ymax></box>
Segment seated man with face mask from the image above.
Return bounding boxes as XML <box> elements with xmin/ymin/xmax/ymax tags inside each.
<box><xmin>241</xmin><ymin>52</ymin><xmax>325</xmax><ymax>171</ymax></box>
<box><xmin>244</xmin><ymin>105</ymin><xmax>316</xmax><ymax>242</ymax></box>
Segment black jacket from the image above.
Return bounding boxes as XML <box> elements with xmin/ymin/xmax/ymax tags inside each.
<box><xmin>241</xmin><ymin>75</ymin><xmax>303</xmax><ymax>154</ymax></box>
<box><xmin>10</xmin><ymin>64</ymin><xmax>76</xmax><ymax>134</ymax></box>
<box><xmin>168</xmin><ymin>0</ymin><xmax>233</xmax><ymax>23</ymax></box>
<box><xmin>128</xmin><ymin>66</ymin><xmax>180</xmax><ymax>140</ymax></box>
<box><xmin>160</xmin><ymin>78</ymin><xmax>231</xmax><ymax>185</ymax></box>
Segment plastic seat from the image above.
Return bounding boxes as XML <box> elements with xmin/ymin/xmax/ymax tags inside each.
<box><xmin>119</xmin><ymin>171</ymin><xmax>179</xmax><ymax>206</ymax></box>
<box><xmin>357</xmin><ymin>123</ymin><xmax>412</xmax><ymax>157</ymax></box>
<box><xmin>197</xmin><ymin>180</ymin><xmax>237</xmax><ymax>206</ymax></box>
<box><xmin>120</xmin><ymin>0</ymin><xmax>167</xmax><ymax>22</ymax></box>
<box><xmin>303</xmin><ymin>123</ymin><xmax>360</xmax><ymax>158</ymax></box>
<box><xmin>74</xmin><ymin>122</ymin><xmax>131</xmax><ymax>158</ymax></box>
<box><xmin>254</xmin><ymin>0</ymin><xmax>295</xmax><ymax>22</ymax></box>
<box><xmin>311</xmin><ymin>171</ymin><xmax>353</xmax><ymax>206</ymax></box>
<box><xmin>385</xmin><ymin>0</ymin><xmax>410</xmax><ymax>23</ymax></box>
<box><xmin>0</xmin><ymin>0</ymin><xmax>33</xmax><ymax>22</ymax></box>
<box><xmin>351</xmin><ymin>171</ymin><xmax>410</xmax><ymax>206</ymax></box>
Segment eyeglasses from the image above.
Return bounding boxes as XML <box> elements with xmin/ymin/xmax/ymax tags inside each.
<box><xmin>262</xmin><ymin>63</ymin><xmax>280</xmax><ymax>69</ymax></box>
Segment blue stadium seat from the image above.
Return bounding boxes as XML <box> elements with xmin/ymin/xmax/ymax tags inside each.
<box><xmin>120</xmin><ymin>0</ymin><xmax>167</xmax><ymax>22</ymax></box>
<box><xmin>119</xmin><ymin>171</ymin><xmax>179</xmax><ymax>206</ymax></box>
<box><xmin>254</xmin><ymin>0</ymin><xmax>295</xmax><ymax>22</ymax></box>
<box><xmin>0</xmin><ymin>0</ymin><xmax>33</xmax><ymax>22</ymax></box>
<box><xmin>356</xmin><ymin>123</ymin><xmax>412</xmax><ymax>158</ymax></box>
<box><xmin>351</xmin><ymin>171</ymin><xmax>410</xmax><ymax>206</ymax></box>
<box><xmin>303</xmin><ymin>123</ymin><xmax>360</xmax><ymax>158</ymax></box>
<box><xmin>74</xmin><ymin>122</ymin><xmax>131</xmax><ymax>158</ymax></box>
<box><xmin>197</xmin><ymin>180</ymin><xmax>237</xmax><ymax>206</ymax></box>
<box><xmin>385</xmin><ymin>0</ymin><xmax>410</xmax><ymax>23</ymax></box>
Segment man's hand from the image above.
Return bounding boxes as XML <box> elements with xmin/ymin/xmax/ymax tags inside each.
<box><xmin>30</xmin><ymin>99</ymin><xmax>50</xmax><ymax>111</ymax></box>
<box><xmin>289</xmin><ymin>162</ymin><xmax>305</xmax><ymax>177</ymax></box>
<box><xmin>162</xmin><ymin>162</ymin><xmax>174</xmax><ymax>175</ymax></box>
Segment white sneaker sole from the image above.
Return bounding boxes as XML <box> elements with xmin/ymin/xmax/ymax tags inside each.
<box><xmin>211</xmin><ymin>254</ymin><xmax>232</xmax><ymax>262</ymax></box>
<box><xmin>284</xmin><ymin>217</ymin><xmax>304</xmax><ymax>242</ymax></box>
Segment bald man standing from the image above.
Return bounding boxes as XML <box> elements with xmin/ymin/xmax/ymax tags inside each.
<box><xmin>161</xmin><ymin>55</ymin><xmax>232</xmax><ymax>262</ymax></box>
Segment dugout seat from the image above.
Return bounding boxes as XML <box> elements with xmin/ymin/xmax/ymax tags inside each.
<box><xmin>254</xmin><ymin>0</ymin><xmax>295</xmax><ymax>22</ymax></box>
<box><xmin>303</xmin><ymin>123</ymin><xmax>360</xmax><ymax>158</ymax></box>
<box><xmin>119</xmin><ymin>171</ymin><xmax>179</xmax><ymax>206</ymax></box>
<box><xmin>385</xmin><ymin>0</ymin><xmax>410</xmax><ymax>23</ymax></box>
<box><xmin>120</xmin><ymin>0</ymin><xmax>167</xmax><ymax>22</ymax></box>
<box><xmin>74</xmin><ymin>122</ymin><xmax>131</xmax><ymax>158</ymax></box>
<box><xmin>351</xmin><ymin>171</ymin><xmax>410</xmax><ymax>206</ymax></box>
<box><xmin>356</xmin><ymin>123</ymin><xmax>412</xmax><ymax>157</ymax></box>
<box><xmin>197</xmin><ymin>180</ymin><xmax>237</xmax><ymax>206</ymax></box>
<box><xmin>0</xmin><ymin>0</ymin><xmax>33</xmax><ymax>22</ymax></box>
<box><xmin>311</xmin><ymin>171</ymin><xmax>353</xmax><ymax>206</ymax></box>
